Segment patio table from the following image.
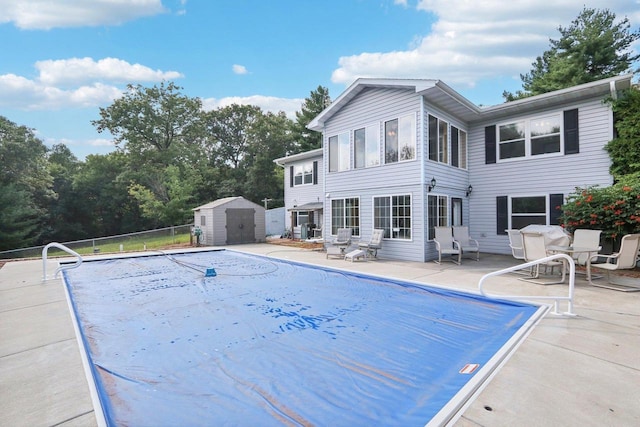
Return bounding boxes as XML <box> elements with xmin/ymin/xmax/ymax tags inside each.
<box><xmin>547</xmin><ymin>245</ymin><xmax>601</xmax><ymax>283</ymax></box>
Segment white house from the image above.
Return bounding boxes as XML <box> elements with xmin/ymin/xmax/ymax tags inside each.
<box><xmin>274</xmin><ymin>148</ymin><xmax>324</xmax><ymax>240</ymax></box>
<box><xmin>279</xmin><ymin>74</ymin><xmax>633</xmax><ymax>262</ymax></box>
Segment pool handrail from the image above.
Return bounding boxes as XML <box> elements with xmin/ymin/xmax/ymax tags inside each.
<box><xmin>478</xmin><ymin>253</ymin><xmax>576</xmax><ymax>316</ymax></box>
<box><xmin>42</xmin><ymin>242</ymin><xmax>83</xmax><ymax>281</ymax></box>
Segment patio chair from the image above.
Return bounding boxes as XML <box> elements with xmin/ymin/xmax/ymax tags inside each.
<box><xmin>571</xmin><ymin>229</ymin><xmax>602</xmax><ymax>266</ymax></box>
<box><xmin>358</xmin><ymin>229</ymin><xmax>384</xmax><ymax>259</ymax></box>
<box><xmin>453</xmin><ymin>226</ymin><xmax>479</xmax><ymax>261</ymax></box>
<box><xmin>521</xmin><ymin>231</ymin><xmax>566</xmax><ymax>284</ymax></box>
<box><xmin>331</xmin><ymin>228</ymin><xmax>352</xmax><ymax>254</ymax></box>
<box><xmin>433</xmin><ymin>226</ymin><xmax>461</xmax><ymax>265</ymax></box>
<box><xmin>590</xmin><ymin>233</ymin><xmax>640</xmax><ymax>292</ymax></box>
<box><xmin>506</xmin><ymin>229</ymin><xmax>525</xmax><ymax>260</ymax></box>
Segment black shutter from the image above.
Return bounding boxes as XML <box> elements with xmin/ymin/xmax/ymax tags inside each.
<box><xmin>312</xmin><ymin>161</ymin><xmax>318</xmax><ymax>185</ymax></box>
<box><xmin>496</xmin><ymin>196</ymin><xmax>508</xmax><ymax>235</ymax></box>
<box><xmin>451</xmin><ymin>127</ymin><xmax>459</xmax><ymax>167</ymax></box>
<box><xmin>564</xmin><ymin>109</ymin><xmax>579</xmax><ymax>154</ymax></box>
<box><xmin>549</xmin><ymin>194</ymin><xmax>564</xmax><ymax>225</ymax></box>
<box><xmin>485</xmin><ymin>125</ymin><xmax>496</xmax><ymax>164</ymax></box>
<box><xmin>289</xmin><ymin>166</ymin><xmax>293</xmax><ymax>187</ymax></box>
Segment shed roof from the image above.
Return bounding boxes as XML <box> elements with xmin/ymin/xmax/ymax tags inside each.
<box><xmin>193</xmin><ymin>196</ymin><xmax>262</xmax><ymax>211</ymax></box>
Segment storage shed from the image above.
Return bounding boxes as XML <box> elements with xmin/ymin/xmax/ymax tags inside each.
<box><xmin>192</xmin><ymin>197</ymin><xmax>266</xmax><ymax>246</ymax></box>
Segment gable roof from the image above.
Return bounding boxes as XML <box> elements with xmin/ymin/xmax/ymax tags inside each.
<box><xmin>193</xmin><ymin>196</ymin><xmax>261</xmax><ymax>211</ymax></box>
<box><xmin>307</xmin><ymin>74</ymin><xmax>634</xmax><ymax>130</ymax></box>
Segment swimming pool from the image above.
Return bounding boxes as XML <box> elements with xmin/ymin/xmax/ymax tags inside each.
<box><xmin>62</xmin><ymin>249</ymin><xmax>544</xmax><ymax>426</ymax></box>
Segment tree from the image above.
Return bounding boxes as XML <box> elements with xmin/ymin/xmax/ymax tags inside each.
<box><xmin>92</xmin><ymin>82</ymin><xmax>207</xmax><ymax>227</ymax></box>
<box><xmin>0</xmin><ymin>116</ymin><xmax>53</xmax><ymax>249</ymax></box>
<box><xmin>92</xmin><ymin>81</ymin><xmax>205</xmax><ymax>168</ymax></box>
<box><xmin>72</xmin><ymin>152</ymin><xmax>144</xmax><ymax>236</ymax></box>
<box><xmin>292</xmin><ymin>86</ymin><xmax>330</xmax><ymax>152</ymax></box>
<box><xmin>243</xmin><ymin>111</ymin><xmax>295</xmax><ymax>206</ymax></box>
<box><xmin>504</xmin><ymin>8</ymin><xmax>640</xmax><ymax>101</ymax></box>
<box><xmin>44</xmin><ymin>144</ymin><xmax>83</xmax><ymax>242</ymax></box>
<box><xmin>201</xmin><ymin>104</ymin><xmax>264</xmax><ymax>198</ymax></box>
<box><xmin>605</xmin><ymin>86</ymin><xmax>640</xmax><ymax>178</ymax></box>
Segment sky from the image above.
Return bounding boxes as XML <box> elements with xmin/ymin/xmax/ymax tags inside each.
<box><xmin>1</xmin><ymin>0</ymin><xmax>639</xmax><ymax>159</ymax></box>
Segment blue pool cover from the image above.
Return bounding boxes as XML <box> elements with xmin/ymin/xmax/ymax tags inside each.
<box><xmin>63</xmin><ymin>249</ymin><xmax>542</xmax><ymax>426</ymax></box>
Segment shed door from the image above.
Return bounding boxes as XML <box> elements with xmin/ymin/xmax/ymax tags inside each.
<box><xmin>226</xmin><ymin>208</ymin><xmax>255</xmax><ymax>244</ymax></box>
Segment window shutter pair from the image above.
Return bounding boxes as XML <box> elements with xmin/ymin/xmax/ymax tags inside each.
<box><xmin>289</xmin><ymin>161</ymin><xmax>318</xmax><ymax>187</ymax></box>
<box><xmin>485</xmin><ymin>109</ymin><xmax>579</xmax><ymax>163</ymax></box>
<box><xmin>496</xmin><ymin>193</ymin><xmax>564</xmax><ymax>235</ymax></box>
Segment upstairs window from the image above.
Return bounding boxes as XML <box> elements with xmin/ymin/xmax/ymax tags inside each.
<box><xmin>498</xmin><ymin>114</ymin><xmax>561</xmax><ymax>160</ymax></box>
<box><xmin>329</xmin><ymin>132</ymin><xmax>350</xmax><ymax>172</ymax></box>
<box><xmin>354</xmin><ymin>124</ymin><xmax>380</xmax><ymax>168</ymax></box>
<box><xmin>293</xmin><ymin>161</ymin><xmax>313</xmax><ymax>186</ymax></box>
<box><xmin>451</xmin><ymin>126</ymin><xmax>467</xmax><ymax>169</ymax></box>
<box><xmin>385</xmin><ymin>114</ymin><xmax>415</xmax><ymax>164</ymax></box>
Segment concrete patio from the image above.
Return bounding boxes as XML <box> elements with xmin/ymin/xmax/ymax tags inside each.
<box><xmin>1</xmin><ymin>244</ymin><xmax>639</xmax><ymax>426</ymax></box>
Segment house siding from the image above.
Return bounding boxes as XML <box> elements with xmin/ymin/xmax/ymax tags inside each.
<box><xmin>468</xmin><ymin>97</ymin><xmax>614</xmax><ymax>254</ymax></box>
<box><xmin>322</xmin><ymin>87</ymin><xmax>427</xmax><ymax>261</ymax></box>
<box><xmin>282</xmin><ymin>153</ymin><xmax>324</xmax><ymax>238</ymax></box>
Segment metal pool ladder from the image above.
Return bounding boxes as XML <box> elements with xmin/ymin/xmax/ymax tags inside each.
<box><xmin>42</xmin><ymin>242</ymin><xmax>83</xmax><ymax>281</ymax></box>
<box><xmin>478</xmin><ymin>253</ymin><xmax>576</xmax><ymax>316</ymax></box>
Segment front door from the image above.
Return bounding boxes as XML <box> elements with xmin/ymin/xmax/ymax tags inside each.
<box><xmin>226</xmin><ymin>208</ymin><xmax>255</xmax><ymax>244</ymax></box>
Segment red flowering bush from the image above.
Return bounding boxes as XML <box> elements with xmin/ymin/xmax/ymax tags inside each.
<box><xmin>559</xmin><ymin>179</ymin><xmax>640</xmax><ymax>243</ymax></box>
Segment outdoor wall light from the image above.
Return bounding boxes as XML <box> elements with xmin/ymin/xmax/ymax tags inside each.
<box><xmin>466</xmin><ymin>185</ymin><xmax>473</xmax><ymax>197</ymax></box>
<box><xmin>428</xmin><ymin>177</ymin><xmax>437</xmax><ymax>192</ymax></box>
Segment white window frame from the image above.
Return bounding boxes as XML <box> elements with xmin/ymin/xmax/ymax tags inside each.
<box><xmin>451</xmin><ymin>125</ymin><xmax>467</xmax><ymax>170</ymax></box>
<box><xmin>427</xmin><ymin>194</ymin><xmax>449</xmax><ymax>240</ymax></box>
<box><xmin>354</xmin><ymin>123</ymin><xmax>380</xmax><ymax>169</ymax></box>
<box><xmin>330</xmin><ymin>197</ymin><xmax>360</xmax><ymax>237</ymax></box>
<box><xmin>384</xmin><ymin>114</ymin><xmax>416</xmax><ymax>164</ymax></box>
<box><xmin>373</xmin><ymin>194</ymin><xmax>412</xmax><ymax>240</ymax></box>
<box><xmin>509</xmin><ymin>194</ymin><xmax>550</xmax><ymax>229</ymax></box>
<box><xmin>329</xmin><ymin>132</ymin><xmax>350</xmax><ymax>172</ymax></box>
<box><xmin>497</xmin><ymin>112</ymin><xmax>563</xmax><ymax>162</ymax></box>
<box><xmin>293</xmin><ymin>161</ymin><xmax>313</xmax><ymax>186</ymax></box>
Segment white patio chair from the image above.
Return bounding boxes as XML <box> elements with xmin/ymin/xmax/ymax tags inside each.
<box><xmin>521</xmin><ymin>231</ymin><xmax>566</xmax><ymax>284</ymax></box>
<box><xmin>453</xmin><ymin>226</ymin><xmax>479</xmax><ymax>261</ymax></box>
<box><xmin>571</xmin><ymin>229</ymin><xmax>602</xmax><ymax>266</ymax></box>
<box><xmin>433</xmin><ymin>226</ymin><xmax>461</xmax><ymax>265</ymax></box>
<box><xmin>590</xmin><ymin>233</ymin><xmax>640</xmax><ymax>292</ymax></box>
<box><xmin>331</xmin><ymin>228</ymin><xmax>352</xmax><ymax>253</ymax></box>
<box><xmin>358</xmin><ymin>228</ymin><xmax>384</xmax><ymax>259</ymax></box>
<box><xmin>506</xmin><ymin>229</ymin><xmax>525</xmax><ymax>260</ymax></box>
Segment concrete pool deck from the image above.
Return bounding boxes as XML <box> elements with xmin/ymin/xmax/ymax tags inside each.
<box><xmin>1</xmin><ymin>244</ymin><xmax>639</xmax><ymax>426</ymax></box>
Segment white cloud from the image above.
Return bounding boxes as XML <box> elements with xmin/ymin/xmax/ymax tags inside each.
<box><xmin>202</xmin><ymin>95</ymin><xmax>304</xmax><ymax>119</ymax></box>
<box><xmin>36</xmin><ymin>57</ymin><xmax>183</xmax><ymax>87</ymax></box>
<box><xmin>331</xmin><ymin>0</ymin><xmax>640</xmax><ymax>88</ymax></box>
<box><xmin>232</xmin><ymin>64</ymin><xmax>249</xmax><ymax>75</ymax></box>
<box><xmin>0</xmin><ymin>0</ymin><xmax>167</xmax><ymax>30</ymax></box>
<box><xmin>0</xmin><ymin>57</ymin><xmax>183</xmax><ymax>110</ymax></box>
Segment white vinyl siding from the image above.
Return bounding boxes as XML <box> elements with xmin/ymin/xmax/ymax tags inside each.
<box><xmin>468</xmin><ymin>98</ymin><xmax>614</xmax><ymax>255</ymax></box>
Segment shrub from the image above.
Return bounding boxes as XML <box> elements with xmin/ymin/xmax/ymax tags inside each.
<box><xmin>559</xmin><ymin>180</ymin><xmax>640</xmax><ymax>246</ymax></box>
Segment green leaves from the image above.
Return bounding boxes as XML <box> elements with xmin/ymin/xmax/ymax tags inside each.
<box><xmin>505</xmin><ymin>7</ymin><xmax>639</xmax><ymax>101</ymax></box>
<box><xmin>560</xmin><ymin>183</ymin><xmax>640</xmax><ymax>241</ymax></box>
